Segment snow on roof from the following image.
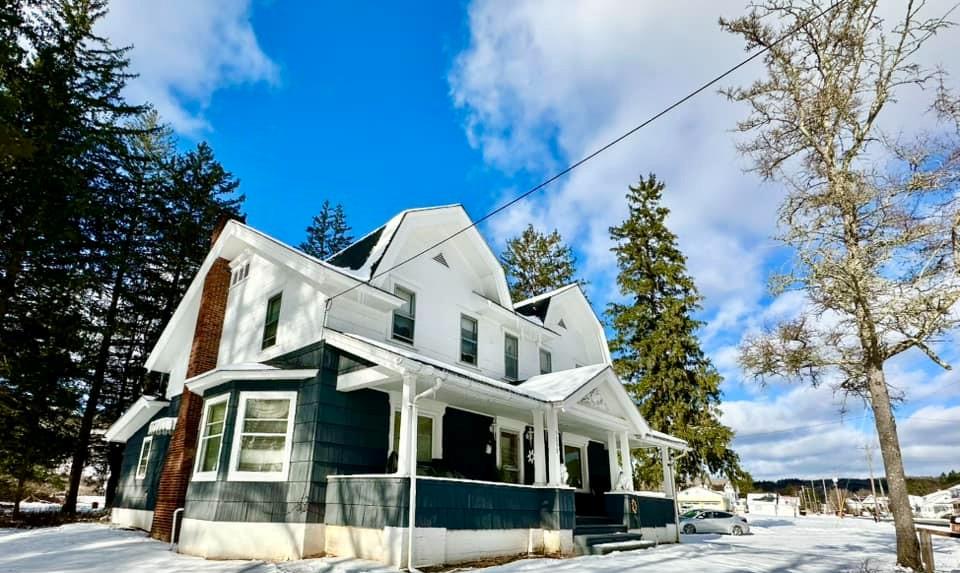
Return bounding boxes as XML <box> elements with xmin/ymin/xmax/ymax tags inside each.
<box><xmin>513</xmin><ymin>283</ymin><xmax>580</xmax><ymax>309</ymax></box>
<box><xmin>514</xmin><ymin>364</ymin><xmax>608</xmax><ymax>401</ymax></box>
<box><xmin>325</xmin><ymin>204</ymin><xmax>463</xmax><ymax>280</ymax></box>
<box><xmin>328</xmin><ymin>330</ymin><xmax>608</xmax><ymax>403</ymax></box>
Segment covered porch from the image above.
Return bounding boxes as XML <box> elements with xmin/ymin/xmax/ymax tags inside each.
<box><xmin>322</xmin><ymin>329</ymin><xmax>687</xmax><ymax>567</ymax></box>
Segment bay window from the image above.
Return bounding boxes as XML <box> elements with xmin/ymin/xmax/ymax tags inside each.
<box><xmin>193</xmin><ymin>394</ymin><xmax>228</xmax><ymax>480</ymax></box>
<box><xmin>228</xmin><ymin>391</ymin><xmax>297</xmax><ymax>481</ymax></box>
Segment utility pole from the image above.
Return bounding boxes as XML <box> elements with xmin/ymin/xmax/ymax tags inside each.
<box><xmin>833</xmin><ymin>477</ymin><xmax>843</xmax><ymax>518</ymax></box>
<box><xmin>822</xmin><ymin>479</ymin><xmax>830</xmax><ymax>513</ymax></box>
<box><xmin>863</xmin><ymin>444</ymin><xmax>880</xmax><ymax>522</ymax></box>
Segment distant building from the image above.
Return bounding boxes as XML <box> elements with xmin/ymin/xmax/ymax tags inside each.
<box><xmin>918</xmin><ymin>485</ymin><xmax>960</xmax><ymax>518</ymax></box>
<box><xmin>678</xmin><ymin>486</ymin><xmax>732</xmax><ymax>511</ymax></box>
<box><xmin>746</xmin><ymin>492</ymin><xmax>798</xmax><ymax>517</ymax></box>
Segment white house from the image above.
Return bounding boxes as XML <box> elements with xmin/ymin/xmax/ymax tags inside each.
<box><xmin>919</xmin><ymin>485</ymin><xmax>960</xmax><ymax>518</ymax></box>
<box><xmin>104</xmin><ymin>205</ymin><xmax>688</xmax><ymax>568</ymax></box>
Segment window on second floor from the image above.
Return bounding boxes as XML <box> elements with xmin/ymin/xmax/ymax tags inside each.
<box><xmin>504</xmin><ymin>333</ymin><xmax>518</xmax><ymax>380</ymax></box>
<box><xmin>392</xmin><ymin>286</ymin><xmax>416</xmax><ymax>344</ymax></box>
<box><xmin>539</xmin><ymin>349</ymin><xmax>552</xmax><ymax>375</ymax></box>
<box><xmin>460</xmin><ymin>314</ymin><xmax>478</xmax><ymax>365</ymax></box>
<box><xmin>261</xmin><ymin>293</ymin><xmax>282</xmax><ymax>349</ymax></box>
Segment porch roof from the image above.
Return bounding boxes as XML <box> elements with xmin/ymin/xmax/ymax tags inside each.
<box><xmin>322</xmin><ymin>329</ymin><xmax>684</xmax><ymax>448</ymax></box>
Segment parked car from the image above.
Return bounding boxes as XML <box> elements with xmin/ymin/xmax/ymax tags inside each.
<box><xmin>680</xmin><ymin>509</ymin><xmax>750</xmax><ymax>535</ymax></box>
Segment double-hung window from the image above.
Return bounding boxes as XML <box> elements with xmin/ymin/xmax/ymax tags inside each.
<box><xmin>504</xmin><ymin>333</ymin><xmax>519</xmax><ymax>380</ymax></box>
<box><xmin>135</xmin><ymin>436</ymin><xmax>153</xmax><ymax>480</ymax></box>
<box><xmin>261</xmin><ymin>293</ymin><xmax>283</xmax><ymax>349</ymax></box>
<box><xmin>194</xmin><ymin>394</ymin><xmax>228</xmax><ymax>480</ymax></box>
<box><xmin>539</xmin><ymin>349</ymin><xmax>552</xmax><ymax>374</ymax></box>
<box><xmin>229</xmin><ymin>391</ymin><xmax>297</xmax><ymax>481</ymax></box>
<box><xmin>392</xmin><ymin>286</ymin><xmax>416</xmax><ymax>344</ymax></box>
<box><xmin>460</xmin><ymin>315</ymin><xmax>478</xmax><ymax>365</ymax></box>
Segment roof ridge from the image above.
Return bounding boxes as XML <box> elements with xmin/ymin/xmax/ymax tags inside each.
<box><xmin>513</xmin><ymin>283</ymin><xmax>581</xmax><ymax>309</ymax></box>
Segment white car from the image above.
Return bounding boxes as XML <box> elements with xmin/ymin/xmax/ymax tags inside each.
<box><xmin>680</xmin><ymin>509</ymin><xmax>750</xmax><ymax>535</ymax></box>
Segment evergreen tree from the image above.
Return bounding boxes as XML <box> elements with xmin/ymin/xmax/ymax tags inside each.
<box><xmin>606</xmin><ymin>175</ymin><xmax>746</xmax><ymax>487</ymax></box>
<box><xmin>300</xmin><ymin>200</ymin><xmax>353</xmax><ymax>259</ymax></box>
<box><xmin>500</xmin><ymin>224</ymin><xmax>584</xmax><ymax>301</ymax></box>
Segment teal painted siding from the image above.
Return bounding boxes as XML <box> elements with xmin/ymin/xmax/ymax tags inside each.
<box><xmin>184</xmin><ymin>343</ymin><xmax>391</xmax><ymax>524</ymax></box>
<box><xmin>605</xmin><ymin>493</ymin><xmax>676</xmax><ymax>529</ymax></box>
<box><xmin>112</xmin><ymin>398</ymin><xmax>177</xmax><ymax>511</ymax></box>
<box><xmin>325</xmin><ymin>476</ymin><xmax>575</xmax><ymax>530</ymax></box>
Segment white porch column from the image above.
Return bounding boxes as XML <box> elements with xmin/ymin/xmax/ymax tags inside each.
<box><xmin>532</xmin><ymin>409</ymin><xmax>546</xmax><ymax>486</ymax></box>
<box><xmin>619</xmin><ymin>431</ymin><xmax>634</xmax><ymax>491</ymax></box>
<box><xmin>660</xmin><ymin>445</ymin><xmax>676</xmax><ymax>498</ymax></box>
<box><xmin>607</xmin><ymin>431</ymin><xmax>621</xmax><ymax>491</ymax></box>
<box><xmin>546</xmin><ymin>407</ymin><xmax>562</xmax><ymax>486</ymax></box>
<box><xmin>396</xmin><ymin>374</ymin><xmax>416</xmax><ymax>476</ymax></box>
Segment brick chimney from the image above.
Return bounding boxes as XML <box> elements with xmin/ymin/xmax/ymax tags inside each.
<box><xmin>150</xmin><ymin>255</ymin><xmax>232</xmax><ymax>542</ymax></box>
<box><xmin>210</xmin><ymin>212</ymin><xmax>246</xmax><ymax>246</ymax></box>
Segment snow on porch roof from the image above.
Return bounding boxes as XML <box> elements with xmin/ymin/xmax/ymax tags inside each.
<box><xmin>325</xmin><ymin>329</ymin><xmax>613</xmax><ymax>403</ymax></box>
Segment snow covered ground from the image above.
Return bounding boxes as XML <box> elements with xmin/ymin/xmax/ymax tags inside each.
<box><xmin>0</xmin><ymin>516</ymin><xmax>957</xmax><ymax>573</ymax></box>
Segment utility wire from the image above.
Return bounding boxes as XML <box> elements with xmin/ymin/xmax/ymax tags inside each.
<box><xmin>325</xmin><ymin>0</ymin><xmax>849</xmax><ymax>304</ymax></box>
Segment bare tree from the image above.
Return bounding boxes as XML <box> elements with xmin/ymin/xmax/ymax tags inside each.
<box><xmin>720</xmin><ymin>0</ymin><xmax>959</xmax><ymax>568</ymax></box>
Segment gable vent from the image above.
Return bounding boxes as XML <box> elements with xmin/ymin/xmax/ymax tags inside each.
<box><xmin>558</xmin><ymin>318</ymin><xmax>567</xmax><ymax>329</ymax></box>
<box><xmin>432</xmin><ymin>252</ymin><xmax>449</xmax><ymax>268</ymax></box>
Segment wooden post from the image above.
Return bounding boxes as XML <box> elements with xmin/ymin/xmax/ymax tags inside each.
<box><xmin>918</xmin><ymin>529</ymin><xmax>934</xmax><ymax>573</ymax></box>
<box><xmin>532</xmin><ymin>410</ymin><xmax>546</xmax><ymax>486</ymax></box>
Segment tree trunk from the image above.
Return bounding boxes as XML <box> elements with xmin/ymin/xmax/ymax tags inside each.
<box><xmin>104</xmin><ymin>441</ymin><xmax>124</xmax><ymax>507</ymax></box>
<box><xmin>12</xmin><ymin>475</ymin><xmax>24</xmax><ymax>519</ymax></box>
<box><xmin>63</xmin><ymin>240</ymin><xmax>131</xmax><ymax>514</ymax></box>
<box><xmin>866</xmin><ymin>359</ymin><xmax>921</xmax><ymax>569</ymax></box>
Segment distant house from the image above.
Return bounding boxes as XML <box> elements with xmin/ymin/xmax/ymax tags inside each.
<box><xmin>104</xmin><ymin>205</ymin><xmax>687</xmax><ymax>568</ymax></box>
<box><xmin>677</xmin><ymin>486</ymin><xmax>731</xmax><ymax>511</ymax></box>
<box><xmin>919</xmin><ymin>485</ymin><xmax>960</xmax><ymax>518</ymax></box>
<box><xmin>747</xmin><ymin>492</ymin><xmax>798</xmax><ymax>517</ymax></box>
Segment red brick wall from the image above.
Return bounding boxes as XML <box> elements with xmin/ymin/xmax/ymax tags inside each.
<box><xmin>150</xmin><ymin>257</ymin><xmax>231</xmax><ymax>541</ymax></box>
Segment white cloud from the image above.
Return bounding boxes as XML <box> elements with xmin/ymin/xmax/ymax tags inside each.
<box><xmin>97</xmin><ymin>0</ymin><xmax>277</xmax><ymax>134</ymax></box>
<box><xmin>452</xmin><ymin>0</ymin><xmax>960</xmax><ymax>478</ymax></box>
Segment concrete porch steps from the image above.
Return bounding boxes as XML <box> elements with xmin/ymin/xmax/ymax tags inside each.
<box><xmin>573</xmin><ymin>517</ymin><xmax>656</xmax><ymax>555</ymax></box>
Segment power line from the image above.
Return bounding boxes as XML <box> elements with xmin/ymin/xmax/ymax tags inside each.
<box><xmin>325</xmin><ymin>0</ymin><xmax>849</xmax><ymax>304</ymax></box>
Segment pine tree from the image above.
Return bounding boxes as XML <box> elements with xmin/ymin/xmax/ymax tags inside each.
<box><xmin>500</xmin><ymin>224</ymin><xmax>584</xmax><ymax>301</ymax></box>
<box><xmin>606</xmin><ymin>175</ymin><xmax>746</xmax><ymax>487</ymax></box>
<box><xmin>300</xmin><ymin>200</ymin><xmax>353</xmax><ymax>259</ymax></box>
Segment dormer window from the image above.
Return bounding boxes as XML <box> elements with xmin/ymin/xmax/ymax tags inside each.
<box><xmin>392</xmin><ymin>286</ymin><xmax>416</xmax><ymax>344</ymax></box>
<box><xmin>231</xmin><ymin>262</ymin><xmax>250</xmax><ymax>287</ymax></box>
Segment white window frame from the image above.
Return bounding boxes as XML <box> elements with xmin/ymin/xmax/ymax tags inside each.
<box><xmin>192</xmin><ymin>393</ymin><xmax>230</xmax><ymax>482</ymax></box>
<box><xmin>227</xmin><ymin>390</ymin><xmax>297</xmax><ymax>482</ymax></box>
<box><xmin>495</xmin><ymin>416</ymin><xmax>526</xmax><ymax>484</ymax></box>
<box><xmin>135</xmin><ymin>436</ymin><xmax>153</xmax><ymax>480</ymax></box>
<box><xmin>387</xmin><ymin>393</ymin><xmax>445</xmax><ymax>460</ymax></box>
<box><xmin>562</xmin><ymin>432</ymin><xmax>590</xmax><ymax>493</ymax></box>
<box><xmin>539</xmin><ymin>348</ymin><xmax>552</xmax><ymax>375</ymax></box>
<box><xmin>459</xmin><ymin>314</ymin><xmax>479</xmax><ymax>367</ymax></box>
<box><xmin>503</xmin><ymin>331</ymin><xmax>519</xmax><ymax>381</ymax></box>
<box><xmin>391</xmin><ymin>285</ymin><xmax>417</xmax><ymax>345</ymax></box>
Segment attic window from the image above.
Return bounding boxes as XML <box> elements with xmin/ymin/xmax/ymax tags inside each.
<box><xmin>557</xmin><ymin>318</ymin><xmax>567</xmax><ymax>329</ymax></box>
<box><xmin>432</xmin><ymin>252</ymin><xmax>449</xmax><ymax>268</ymax></box>
<box><xmin>231</xmin><ymin>262</ymin><xmax>250</xmax><ymax>287</ymax></box>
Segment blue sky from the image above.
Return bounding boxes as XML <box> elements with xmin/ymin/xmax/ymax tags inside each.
<box><xmin>98</xmin><ymin>0</ymin><xmax>960</xmax><ymax>480</ymax></box>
